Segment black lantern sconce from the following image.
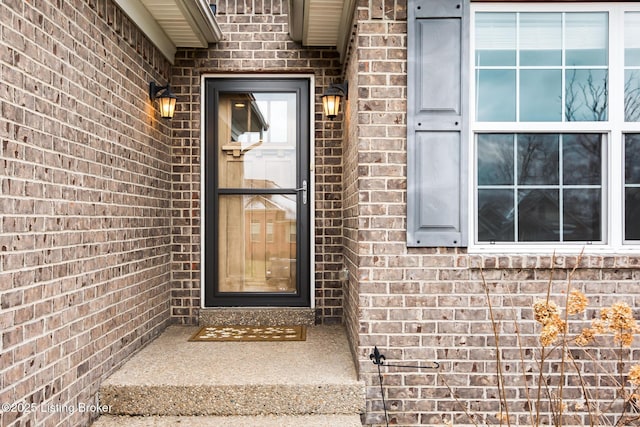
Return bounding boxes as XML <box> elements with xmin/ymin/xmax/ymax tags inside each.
<box><xmin>149</xmin><ymin>81</ymin><xmax>177</xmax><ymax>119</ymax></box>
<box><xmin>321</xmin><ymin>81</ymin><xmax>348</xmax><ymax>120</ymax></box>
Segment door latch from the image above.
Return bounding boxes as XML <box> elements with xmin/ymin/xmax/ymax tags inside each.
<box><xmin>296</xmin><ymin>180</ymin><xmax>308</xmax><ymax>205</ymax></box>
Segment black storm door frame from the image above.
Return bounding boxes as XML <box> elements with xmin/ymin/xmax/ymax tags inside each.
<box><xmin>204</xmin><ymin>77</ymin><xmax>311</xmax><ymax>307</ymax></box>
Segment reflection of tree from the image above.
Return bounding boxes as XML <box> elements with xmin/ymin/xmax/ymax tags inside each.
<box><xmin>478</xmin><ymin>135</ymin><xmax>514</xmax><ymax>185</ymax></box>
<box><xmin>517</xmin><ymin>134</ymin><xmax>558</xmax><ymax>185</ymax></box>
<box><xmin>565</xmin><ymin>69</ymin><xmax>608</xmax><ymax>121</ymax></box>
<box><xmin>478</xmin><ymin>133</ymin><xmax>602</xmax><ymax>243</ymax></box>
<box><xmin>515</xmin><ymin>134</ymin><xmax>600</xmax><ymax>185</ymax></box>
<box><xmin>493</xmin><ymin>140</ymin><xmax>514</xmax><ymax>184</ymax></box>
<box><xmin>625</xmin><ymin>72</ymin><xmax>640</xmax><ymax>121</ymax></box>
<box><xmin>563</xmin><ymin>133</ymin><xmax>601</xmax><ymax>184</ymax></box>
<box><xmin>626</xmin><ymin>135</ymin><xmax>640</xmax><ymax>182</ymax></box>
<box><xmin>563</xmin><ymin>69</ymin><xmax>640</xmax><ymax>121</ymax></box>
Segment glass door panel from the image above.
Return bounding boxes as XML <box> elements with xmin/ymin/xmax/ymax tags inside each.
<box><xmin>217</xmin><ymin>93</ymin><xmax>297</xmax><ymax>189</ymax></box>
<box><xmin>218</xmin><ymin>194</ymin><xmax>297</xmax><ymax>293</ymax></box>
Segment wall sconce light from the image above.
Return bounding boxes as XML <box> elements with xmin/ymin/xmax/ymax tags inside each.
<box><xmin>149</xmin><ymin>81</ymin><xmax>177</xmax><ymax>119</ymax></box>
<box><xmin>322</xmin><ymin>81</ymin><xmax>348</xmax><ymax>120</ymax></box>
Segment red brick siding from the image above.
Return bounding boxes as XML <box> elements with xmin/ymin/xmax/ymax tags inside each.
<box><xmin>344</xmin><ymin>0</ymin><xmax>640</xmax><ymax>426</ymax></box>
<box><xmin>0</xmin><ymin>1</ymin><xmax>172</xmax><ymax>426</ymax></box>
<box><xmin>343</xmin><ymin>9</ymin><xmax>362</xmax><ymax>370</ymax></box>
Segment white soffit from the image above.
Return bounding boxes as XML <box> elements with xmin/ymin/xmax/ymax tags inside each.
<box><xmin>114</xmin><ymin>0</ymin><xmax>222</xmax><ymax>63</ymax></box>
<box><xmin>304</xmin><ymin>0</ymin><xmax>344</xmax><ymax>45</ymax></box>
<box><xmin>289</xmin><ymin>0</ymin><xmax>356</xmax><ymax>62</ymax></box>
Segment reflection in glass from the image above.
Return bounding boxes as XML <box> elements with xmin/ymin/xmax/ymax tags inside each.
<box><xmin>564</xmin><ymin>189</ymin><xmax>601</xmax><ymax>241</ymax></box>
<box><xmin>218</xmin><ymin>93</ymin><xmax>297</xmax><ymax>189</ymax></box>
<box><xmin>477</xmin><ymin>189</ymin><xmax>514</xmax><ymax>242</ymax></box>
<box><xmin>476</xmin><ymin>133</ymin><xmax>603</xmax><ymax>243</ymax></box>
<box><xmin>475</xmin><ymin>13</ymin><xmax>516</xmax><ymax>66</ymax></box>
<box><xmin>475</xmin><ymin>12</ymin><xmax>609</xmax><ymax>124</ymax></box>
<box><xmin>625</xmin><ymin>134</ymin><xmax>640</xmax><ymax>184</ymax></box>
<box><xmin>563</xmin><ymin>134</ymin><xmax>602</xmax><ymax>185</ymax></box>
<box><xmin>518</xmin><ymin>190</ymin><xmax>559</xmax><ymax>241</ymax></box>
<box><xmin>565</xmin><ymin>13</ymin><xmax>608</xmax><ymax>66</ymax></box>
<box><xmin>565</xmin><ymin>69</ymin><xmax>608</xmax><ymax>121</ymax></box>
<box><xmin>216</xmin><ymin>92</ymin><xmax>299</xmax><ymax>294</ymax></box>
<box><xmin>625</xmin><ymin>188</ymin><xmax>640</xmax><ymax>240</ymax></box>
<box><xmin>476</xmin><ymin>69</ymin><xmax>516</xmax><ymax>121</ymax></box>
<box><xmin>625</xmin><ymin>134</ymin><xmax>640</xmax><ymax>240</ymax></box>
<box><xmin>520</xmin><ymin>13</ymin><xmax>561</xmax><ymax>66</ymax></box>
<box><xmin>520</xmin><ymin>70</ymin><xmax>562</xmax><ymax>121</ymax></box>
<box><xmin>477</xmin><ymin>134</ymin><xmax>514</xmax><ymax>185</ymax></box>
<box><xmin>625</xmin><ymin>70</ymin><xmax>640</xmax><ymax>122</ymax></box>
<box><xmin>218</xmin><ymin>195</ymin><xmax>297</xmax><ymax>293</ymax></box>
<box><xmin>517</xmin><ymin>134</ymin><xmax>559</xmax><ymax>185</ymax></box>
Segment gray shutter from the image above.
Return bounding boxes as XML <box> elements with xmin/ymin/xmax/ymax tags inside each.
<box><xmin>407</xmin><ymin>0</ymin><xmax>469</xmax><ymax>247</ymax></box>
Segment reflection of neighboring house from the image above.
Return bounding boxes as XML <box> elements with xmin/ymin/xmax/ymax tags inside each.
<box><xmin>245</xmin><ymin>192</ymin><xmax>296</xmax><ymax>291</ymax></box>
<box><xmin>479</xmin><ymin>191</ymin><xmax>599</xmax><ymax>242</ymax></box>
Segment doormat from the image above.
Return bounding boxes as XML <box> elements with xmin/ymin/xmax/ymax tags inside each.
<box><xmin>189</xmin><ymin>325</ymin><xmax>307</xmax><ymax>342</ymax></box>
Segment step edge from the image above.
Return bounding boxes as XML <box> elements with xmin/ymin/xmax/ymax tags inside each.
<box><xmin>199</xmin><ymin>308</ymin><xmax>316</xmax><ymax>326</ymax></box>
<box><xmin>92</xmin><ymin>414</ymin><xmax>364</xmax><ymax>427</ymax></box>
<box><xmin>99</xmin><ymin>383</ymin><xmax>366</xmax><ymax>416</ymax></box>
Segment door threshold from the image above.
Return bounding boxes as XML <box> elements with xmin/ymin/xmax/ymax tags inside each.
<box><xmin>199</xmin><ymin>307</ymin><xmax>315</xmax><ymax>326</ymax></box>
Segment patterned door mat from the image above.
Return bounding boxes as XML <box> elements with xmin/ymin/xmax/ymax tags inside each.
<box><xmin>189</xmin><ymin>325</ymin><xmax>307</xmax><ymax>342</ymax></box>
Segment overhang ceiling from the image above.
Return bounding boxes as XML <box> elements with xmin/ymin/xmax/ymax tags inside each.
<box><xmin>115</xmin><ymin>0</ymin><xmax>355</xmax><ymax>64</ymax></box>
<box><xmin>288</xmin><ymin>0</ymin><xmax>357</xmax><ymax>63</ymax></box>
<box><xmin>114</xmin><ymin>0</ymin><xmax>222</xmax><ymax>64</ymax></box>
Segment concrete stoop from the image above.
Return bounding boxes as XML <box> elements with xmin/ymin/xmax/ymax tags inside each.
<box><xmin>198</xmin><ymin>307</ymin><xmax>316</xmax><ymax>326</ymax></box>
<box><xmin>93</xmin><ymin>325</ymin><xmax>364</xmax><ymax>426</ymax></box>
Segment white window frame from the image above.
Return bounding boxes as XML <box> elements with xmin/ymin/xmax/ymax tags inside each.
<box><xmin>469</xmin><ymin>2</ymin><xmax>640</xmax><ymax>254</ymax></box>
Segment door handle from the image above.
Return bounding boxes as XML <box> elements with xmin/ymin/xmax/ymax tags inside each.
<box><xmin>295</xmin><ymin>180</ymin><xmax>307</xmax><ymax>205</ymax></box>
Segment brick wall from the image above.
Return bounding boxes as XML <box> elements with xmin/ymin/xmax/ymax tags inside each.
<box><xmin>345</xmin><ymin>1</ymin><xmax>640</xmax><ymax>426</ymax></box>
<box><xmin>170</xmin><ymin>0</ymin><xmax>346</xmax><ymax>325</ymax></box>
<box><xmin>0</xmin><ymin>1</ymin><xmax>173</xmax><ymax>426</ymax></box>
<box><xmin>343</xmin><ymin>18</ymin><xmax>361</xmax><ymax>366</ymax></box>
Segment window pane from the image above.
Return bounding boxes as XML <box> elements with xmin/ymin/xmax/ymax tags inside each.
<box><xmin>625</xmin><ymin>188</ymin><xmax>640</xmax><ymax>240</ymax></box>
<box><xmin>517</xmin><ymin>134</ymin><xmax>559</xmax><ymax>185</ymax></box>
<box><xmin>476</xmin><ymin>69</ymin><xmax>516</xmax><ymax>121</ymax></box>
<box><xmin>477</xmin><ymin>134</ymin><xmax>514</xmax><ymax>185</ymax></box>
<box><xmin>625</xmin><ymin>13</ymin><xmax>640</xmax><ymax>66</ymax></box>
<box><xmin>478</xmin><ymin>189</ymin><xmax>514</xmax><ymax>242</ymax></box>
<box><xmin>626</xmin><ymin>134</ymin><xmax>640</xmax><ymax>184</ymax></box>
<box><xmin>625</xmin><ymin>134</ymin><xmax>640</xmax><ymax>240</ymax></box>
<box><xmin>565</xmin><ymin>69</ymin><xmax>608</xmax><ymax>121</ymax></box>
<box><xmin>564</xmin><ymin>189</ymin><xmax>601</xmax><ymax>241</ymax></box>
<box><xmin>476</xmin><ymin>133</ymin><xmax>604</xmax><ymax>243</ymax></box>
<box><xmin>625</xmin><ymin>70</ymin><xmax>640</xmax><ymax>122</ymax></box>
<box><xmin>518</xmin><ymin>189</ymin><xmax>559</xmax><ymax>241</ymax></box>
<box><xmin>563</xmin><ymin>134</ymin><xmax>602</xmax><ymax>185</ymax></box>
<box><xmin>565</xmin><ymin>13</ymin><xmax>608</xmax><ymax>66</ymax></box>
<box><xmin>475</xmin><ymin>12</ymin><xmax>610</xmax><ymax>124</ymax></box>
<box><xmin>475</xmin><ymin>13</ymin><xmax>516</xmax><ymax>66</ymax></box>
<box><xmin>520</xmin><ymin>70</ymin><xmax>562</xmax><ymax>121</ymax></box>
<box><xmin>520</xmin><ymin>13</ymin><xmax>562</xmax><ymax>66</ymax></box>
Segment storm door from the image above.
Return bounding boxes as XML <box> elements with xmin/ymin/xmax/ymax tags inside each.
<box><xmin>204</xmin><ymin>78</ymin><xmax>310</xmax><ymax>306</ymax></box>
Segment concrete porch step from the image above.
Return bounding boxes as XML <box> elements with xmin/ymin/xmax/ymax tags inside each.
<box><xmin>92</xmin><ymin>415</ymin><xmax>363</xmax><ymax>426</ymax></box>
<box><xmin>198</xmin><ymin>307</ymin><xmax>316</xmax><ymax>326</ymax></box>
<box><xmin>96</xmin><ymin>325</ymin><xmax>364</xmax><ymax>421</ymax></box>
